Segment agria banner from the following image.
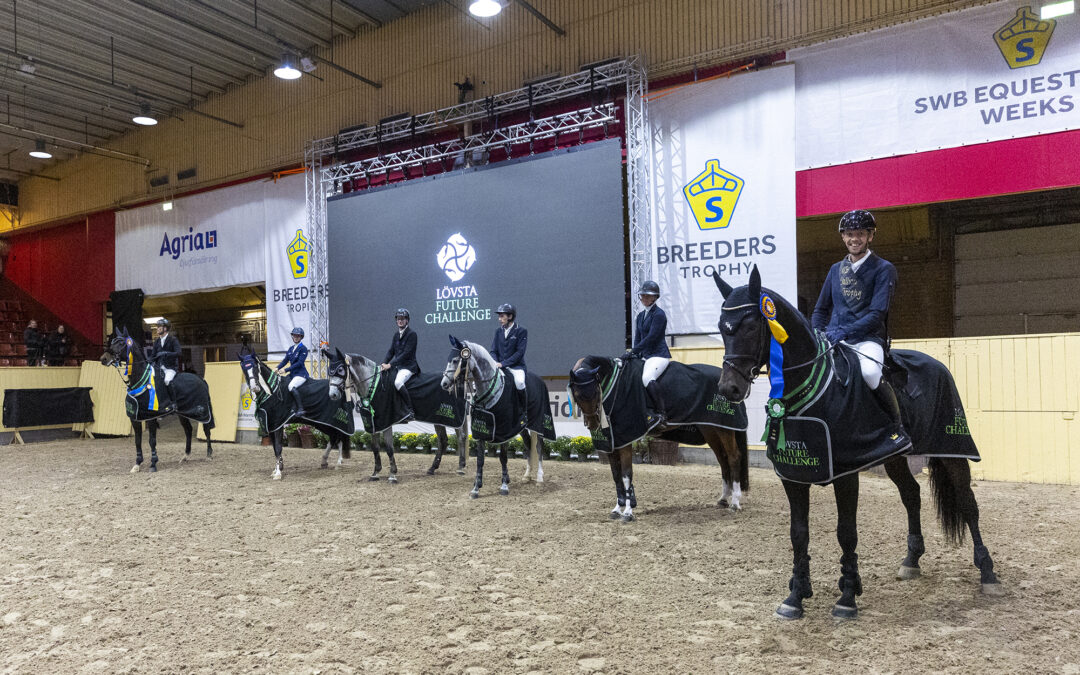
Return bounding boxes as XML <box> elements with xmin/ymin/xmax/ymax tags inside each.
<box><xmin>649</xmin><ymin>65</ymin><xmax>797</xmax><ymax>334</ymax></box>
<box><xmin>792</xmin><ymin>1</ymin><xmax>1080</xmax><ymax>168</ymax></box>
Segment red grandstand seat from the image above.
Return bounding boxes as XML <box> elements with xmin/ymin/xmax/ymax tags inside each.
<box><xmin>14</xmin><ymin>344</ymin><xmax>27</xmax><ymax>356</ymax></box>
<box><xmin>0</xmin><ymin>343</ymin><xmax>13</xmax><ymax>356</ymax></box>
<box><xmin>0</xmin><ymin>358</ymin><xmax>11</xmax><ymax>367</ymax></box>
<box><xmin>64</xmin><ymin>359</ymin><xmax>79</xmax><ymax>367</ymax></box>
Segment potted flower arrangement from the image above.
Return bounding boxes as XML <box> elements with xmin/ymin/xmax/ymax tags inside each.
<box><xmin>571</xmin><ymin>436</ymin><xmax>594</xmax><ymax>461</ymax></box>
<box><xmin>285</xmin><ymin>423</ymin><xmax>301</xmax><ymax>448</ymax></box>
<box><xmin>298</xmin><ymin>425</ymin><xmax>315</xmax><ymax>449</ymax></box>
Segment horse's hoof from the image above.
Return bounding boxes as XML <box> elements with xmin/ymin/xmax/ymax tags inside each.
<box><xmin>470</xmin><ymin>490</ymin><xmax>479</xmax><ymax>499</ymax></box>
<box><xmin>456</xmin><ymin>469</ymin><xmax>466</xmax><ymax>476</ymax></box>
<box><xmin>535</xmin><ymin>472</ymin><xmax>544</xmax><ymax>484</ymax></box>
<box><xmin>272</xmin><ymin>472</ymin><xmax>282</xmax><ymax>481</ymax></box>
<box><xmin>717</xmin><ymin>498</ymin><xmax>729</xmax><ymax>508</ymax></box>
<box><xmin>897</xmin><ymin>565</ymin><xmax>921</xmax><ymax>580</ymax></box>
<box><xmin>368</xmin><ymin>475</ymin><xmax>380</xmax><ymax>482</ymax></box>
<box><xmin>206</xmin><ymin>452</ymin><xmax>212</xmax><ymax>460</ymax></box>
<box><xmin>831</xmin><ymin>603</ymin><xmax>858</xmax><ymax>620</ymax></box>
<box><xmin>499</xmin><ymin>487</ymin><xmax>509</xmax><ymax>496</ymax></box>
<box><xmin>775</xmin><ymin>603</ymin><xmax>804</xmax><ymax>620</ymax></box>
<box><xmin>130</xmin><ymin>464</ymin><xmax>141</xmax><ymax>474</ymax></box>
<box><xmin>426</xmin><ymin>467</ymin><xmax>436</xmax><ymax>476</ymax></box>
<box><xmin>620</xmin><ymin>513</ymin><xmax>635</xmax><ymax>523</ymax></box>
<box><xmin>388</xmin><ymin>475</ymin><xmax>398</xmax><ymax>484</ymax></box>
<box><xmin>149</xmin><ymin>465</ymin><xmax>158</xmax><ymax>473</ymax></box>
<box><xmin>981</xmin><ymin>582</ymin><xmax>1005</xmax><ymax>596</ymax></box>
<box><xmin>609</xmin><ymin>510</ymin><xmax>621</xmax><ymax>520</ymax></box>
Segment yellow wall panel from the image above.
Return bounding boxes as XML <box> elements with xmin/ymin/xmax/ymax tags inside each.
<box><xmin>76</xmin><ymin>361</ymin><xmax>133</xmax><ymax>437</ymax></box>
<box><xmin>196</xmin><ymin>363</ymin><xmax>242</xmax><ymax>443</ymax></box>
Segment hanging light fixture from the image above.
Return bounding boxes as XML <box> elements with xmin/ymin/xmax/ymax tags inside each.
<box><xmin>274</xmin><ymin>53</ymin><xmax>302</xmax><ymax>80</ymax></box>
<box><xmin>469</xmin><ymin>0</ymin><xmax>502</xmax><ymax>17</ymax></box>
<box><xmin>29</xmin><ymin>139</ymin><xmax>52</xmax><ymax>159</ymax></box>
<box><xmin>132</xmin><ymin>102</ymin><xmax>158</xmax><ymax>126</ymax></box>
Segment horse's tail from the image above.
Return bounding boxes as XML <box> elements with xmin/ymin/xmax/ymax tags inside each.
<box><xmin>737</xmin><ymin>429</ymin><xmax>750</xmax><ymax>492</ymax></box>
<box><xmin>928</xmin><ymin>457</ymin><xmax>966</xmax><ymax>545</ymax></box>
<box><xmin>341</xmin><ymin>430</ymin><xmax>352</xmax><ymax>459</ymax></box>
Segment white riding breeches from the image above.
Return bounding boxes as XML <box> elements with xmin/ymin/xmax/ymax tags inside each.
<box><xmin>288</xmin><ymin>375</ymin><xmax>307</xmax><ymax>391</ymax></box>
<box><xmin>508</xmin><ymin>368</ymin><xmax>526</xmax><ymax>390</ymax></box>
<box><xmin>394</xmin><ymin>368</ymin><xmax>414</xmax><ymax>390</ymax></box>
<box><xmin>162</xmin><ymin>368</ymin><xmax>176</xmax><ymax>386</ymax></box>
<box><xmin>844</xmin><ymin>340</ymin><xmax>885</xmax><ymax>389</ymax></box>
<box><xmin>641</xmin><ymin>357</ymin><xmax>670</xmax><ymax>388</ymax></box>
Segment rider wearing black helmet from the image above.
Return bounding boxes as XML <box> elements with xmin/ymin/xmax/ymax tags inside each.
<box><xmin>812</xmin><ymin>209</ymin><xmax>907</xmax><ymax>439</ymax></box>
<box><xmin>151</xmin><ymin>318</ymin><xmax>182</xmax><ymax>386</ymax></box>
<box><xmin>381</xmin><ymin>308</ymin><xmax>418</xmax><ymax>420</ymax></box>
<box><xmin>627</xmin><ymin>280</ymin><xmax>671</xmax><ymax>427</ymax></box>
<box><xmin>491</xmin><ymin>303</ymin><xmax>528</xmax><ymax>410</ymax></box>
<box><xmin>276</xmin><ymin>326</ymin><xmax>310</xmax><ymax>417</ymax></box>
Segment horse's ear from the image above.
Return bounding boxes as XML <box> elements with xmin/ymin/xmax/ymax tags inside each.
<box><xmin>335</xmin><ymin>347</ymin><xmax>345</xmax><ymax>362</ymax></box>
<box><xmin>748</xmin><ymin>265</ymin><xmax>761</xmax><ymax>298</ymax></box>
<box><xmin>320</xmin><ymin>347</ymin><xmax>331</xmax><ymax>359</ymax></box>
<box><xmin>449</xmin><ymin>335</ymin><xmax>462</xmax><ymax>349</ymax></box>
<box><xmin>712</xmin><ymin>271</ymin><xmax>733</xmax><ymax>299</ymax></box>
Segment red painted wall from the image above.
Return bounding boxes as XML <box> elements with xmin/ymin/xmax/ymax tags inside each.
<box><xmin>4</xmin><ymin>212</ymin><xmax>115</xmax><ymax>342</ymax></box>
<box><xmin>796</xmin><ymin>128</ymin><xmax>1080</xmax><ymax>217</ymax></box>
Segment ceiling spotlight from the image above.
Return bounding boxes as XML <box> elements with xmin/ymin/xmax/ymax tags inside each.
<box><xmin>469</xmin><ymin>0</ymin><xmax>502</xmax><ymax>18</ymax></box>
<box><xmin>29</xmin><ymin>139</ymin><xmax>52</xmax><ymax>159</ymax></box>
<box><xmin>18</xmin><ymin>58</ymin><xmax>36</xmax><ymax>75</ymax></box>
<box><xmin>300</xmin><ymin>56</ymin><xmax>317</xmax><ymax>73</ymax></box>
<box><xmin>1042</xmin><ymin>1</ymin><xmax>1075</xmax><ymax>19</ymax></box>
<box><xmin>274</xmin><ymin>54</ymin><xmax>302</xmax><ymax>80</ymax></box>
<box><xmin>132</xmin><ymin>102</ymin><xmax>158</xmax><ymax>126</ymax></box>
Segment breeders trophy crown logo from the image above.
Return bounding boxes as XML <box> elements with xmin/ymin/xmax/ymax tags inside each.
<box><xmin>994</xmin><ymin>6</ymin><xmax>1055</xmax><ymax>69</ymax></box>
<box><xmin>683</xmin><ymin>159</ymin><xmax>745</xmax><ymax>230</ymax></box>
<box><xmin>287</xmin><ymin>228</ymin><xmax>309</xmax><ymax>280</ymax></box>
<box><xmin>436</xmin><ymin>232</ymin><xmax>477</xmax><ymax>282</ymax></box>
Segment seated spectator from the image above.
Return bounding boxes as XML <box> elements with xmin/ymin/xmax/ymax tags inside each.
<box><xmin>46</xmin><ymin>324</ymin><xmax>71</xmax><ymax>367</ymax></box>
<box><xmin>23</xmin><ymin>319</ymin><xmax>44</xmax><ymax>367</ymax></box>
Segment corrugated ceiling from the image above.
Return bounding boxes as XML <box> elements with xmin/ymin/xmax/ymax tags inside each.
<box><xmin>0</xmin><ymin>0</ymin><xmax>439</xmax><ymax>183</ymax></box>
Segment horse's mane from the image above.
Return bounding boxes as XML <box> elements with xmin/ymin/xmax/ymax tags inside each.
<box><xmin>462</xmin><ymin>340</ymin><xmax>497</xmax><ymax>382</ymax></box>
<box><xmin>725</xmin><ymin>283</ymin><xmax>810</xmax><ymax>332</ymax></box>
<box><xmin>344</xmin><ymin>353</ymin><xmax>377</xmax><ymax>396</ymax></box>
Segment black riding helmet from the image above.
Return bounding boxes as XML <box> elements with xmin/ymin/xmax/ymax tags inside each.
<box><xmin>638</xmin><ymin>280</ymin><xmax>660</xmax><ymax>297</ymax></box>
<box><xmin>395</xmin><ymin>308</ymin><xmax>410</xmax><ymax>320</ymax></box>
<box><xmin>496</xmin><ymin>303</ymin><xmax>516</xmax><ymax>320</ymax></box>
<box><xmin>838</xmin><ymin>209</ymin><xmax>876</xmax><ymax>233</ymax></box>
<box><xmin>290</xmin><ymin>326</ymin><xmax>304</xmax><ymax>337</ymax></box>
<box><xmin>155</xmin><ymin>318</ymin><xmax>171</xmax><ymax>329</ymax></box>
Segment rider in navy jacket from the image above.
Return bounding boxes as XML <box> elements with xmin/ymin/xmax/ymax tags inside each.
<box><xmin>491</xmin><ymin>303</ymin><xmax>527</xmax><ymax>410</ymax></box>
<box><xmin>811</xmin><ymin>209</ymin><xmax>907</xmax><ymax>442</ymax></box>
<box><xmin>627</xmin><ymin>281</ymin><xmax>671</xmax><ymax>427</ymax></box>
<box><xmin>277</xmin><ymin>327</ymin><xmax>310</xmax><ymax>417</ymax></box>
<box><xmin>382</xmin><ymin>309</ymin><xmax>419</xmax><ymax>419</ymax></box>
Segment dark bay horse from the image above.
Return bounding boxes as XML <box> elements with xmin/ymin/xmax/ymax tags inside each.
<box><xmin>441</xmin><ymin>337</ymin><xmax>549</xmax><ymax>499</ymax></box>
<box><xmin>713</xmin><ymin>267</ymin><xmax>1000</xmax><ymax>619</ymax></box>
<box><xmin>570</xmin><ymin>355</ymin><xmax>749</xmax><ymax>521</ymax></box>
<box><xmin>238</xmin><ymin>349</ymin><xmax>351</xmax><ymax>480</ymax></box>
<box><xmin>100</xmin><ymin>328</ymin><xmax>214</xmax><ymax>473</ymax></box>
<box><xmin>327</xmin><ymin>348</ymin><xmax>469</xmax><ymax>483</ymax></box>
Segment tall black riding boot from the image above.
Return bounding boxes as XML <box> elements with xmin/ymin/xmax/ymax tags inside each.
<box><xmin>290</xmin><ymin>388</ymin><xmax>307</xmax><ymax>418</ymax></box>
<box><xmin>873</xmin><ymin>380</ymin><xmax>907</xmax><ymax>439</ymax></box>
<box><xmin>397</xmin><ymin>386</ymin><xmax>415</xmax><ymax>421</ymax></box>
<box><xmin>515</xmin><ymin>385</ymin><xmax>528</xmax><ymax>422</ymax></box>
<box><xmin>645</xmin><ymin>381</ymin><xmax>668</xmax><ymax>428</ymax></box>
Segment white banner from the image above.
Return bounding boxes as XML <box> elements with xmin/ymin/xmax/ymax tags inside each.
<box><xmin>649</xmin><ymin>65</ymin><xmax>797</xmax><ymax>334</ymax></box>
<box><xmin>115</xmin><ymin>180</ymin><xmax>268</xmax><ymax>296</ymax></box>
<box><xmin>262</xmin><ymin>174</ymin><xmax>313</xmax><ymax>357</ymax></box>
<box><xmin>792</xmin><ymin>1</ymin><xmax>1080</xmax><ymax>169</ymax></box>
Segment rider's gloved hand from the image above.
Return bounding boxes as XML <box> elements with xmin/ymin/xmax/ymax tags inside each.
<box><xmin>621</xmin><ymin>350</ymin><xmax>635</xmax><ymax>360</ymax></box>
<box><xmin>825</xmin><ymin>328</ymin><xmax>846</xmax><ymax>344</ymax></box>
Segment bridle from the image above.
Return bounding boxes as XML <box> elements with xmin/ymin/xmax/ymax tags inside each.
<box><xmin>719</xmin><ymin>301</ymin><xmax>770</xmax><ymax>388</ymax></box>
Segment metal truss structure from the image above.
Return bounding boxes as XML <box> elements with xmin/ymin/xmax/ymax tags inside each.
<box><xmin>304</xmin><ymin>56</ymin><xmax>651</xmax><ymax>368</ymax></box>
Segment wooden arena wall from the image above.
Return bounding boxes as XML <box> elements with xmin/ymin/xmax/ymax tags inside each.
<box><xmin>15</xmin><ymin>0</ymin><xmax>992</xmax><ymax>229</ymax></box>
<box><xmin>672</xmin><ymin>332</ymin><xmax>1080</xmax><ymax>486</ymax></box>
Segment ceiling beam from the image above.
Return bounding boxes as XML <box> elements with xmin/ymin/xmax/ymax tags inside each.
<box><xmin>122</xmin><ymin>0</ymin><xmax>282</xmax><ymax>62</ymax></box>
<box><xmin>0</xmin><ymin>124</ymin><xmax>151</xmax><ymax>167</ymax></box>
<box><xmin>514</xmin><ymin>0</ymin><xmax>566</xmax><ymax>37</ymax></box>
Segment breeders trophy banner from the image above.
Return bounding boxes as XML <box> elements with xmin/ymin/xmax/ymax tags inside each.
<box><xmin>649</xmin><ymin>65</ymin><xmax>796</xmax><ymax>334</ymax></box>
<box><xmin>791</xmin><ymin>1</ymin><xmax>1080</xmax><ymax>169</ymax></box>
<box><xmin>262</xmin><ymin>174</ymin><xmax>313</xmax><ymax>357</ymax></box>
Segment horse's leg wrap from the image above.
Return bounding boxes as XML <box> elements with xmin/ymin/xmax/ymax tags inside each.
<box><xmin>832</xmin><ymin>551</ymin><xmax>862</xmax><ymax>619</ymax></box>
<box><xmin>903</xmin><ymin>533</ymin><xmax>926</xmax><ymax>570</ymax></box>
<box><xmin>778</xmin><ymin>559</ymin><xmax>812</xmax><ymax>620</ymax></box>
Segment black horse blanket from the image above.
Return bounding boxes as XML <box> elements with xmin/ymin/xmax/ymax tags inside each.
<box><xmin>360</xmin><ymin>369</ymin><xmax>466</xmax><ymax>434</ymax></box>
<box><xmin>470</xmin><ymin>370</ymin><xmax>556</xmax><ymax>444</ymax></box>
<box><xmin>767</xmin><ymin>345</ymin><xmax>979</xmax><ymax>485</ymax></box>
<box><xmin>254</xmin><ymin>374</ymin><xmax>354</xmax><ymax>435</ymax></box>
<box><xmin>592</xmin><ymin>358</ymin><xmax>748</xmax><ymax>452</ymax></box>
<box><xmin>126</xmin><ymin>369</ymin><xmax>213</xmax><ymax>426</ymax></box>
